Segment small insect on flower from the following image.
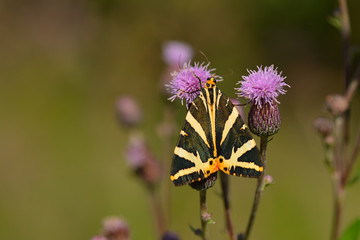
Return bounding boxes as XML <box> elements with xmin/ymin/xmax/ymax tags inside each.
<box><xmin>168</xmin><ymin>64</ymin><xmax>263</xmax><ymax>189</ymax></box>
<box><xmin>236</xmin><ymin>65</ymin><xmax>289</xmax><ymax>136</ymax></box>
<box><xmin>166</xmin><ymin>61</ymin><xmax>221</xmax><ymax>107</ymax></box>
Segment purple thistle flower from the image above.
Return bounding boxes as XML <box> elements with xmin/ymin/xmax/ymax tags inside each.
<box><xmin>162</xmin><ymin>41</ymin><xmax>193</xmax><ymax>66</ymax></box>
<box><xmin>167</xmin><ymin>61</ymin><xmax>222</xmax><ymax>106</ymax></box>
<box><xmin>237</xmin><ymin>65</ymin><xmax>289</xmax><ymax>136</ymax></box>
<box><xmin>236</xmin><ymin>65</ymin><xmax>289</xmax><ymax>106</ymax></box>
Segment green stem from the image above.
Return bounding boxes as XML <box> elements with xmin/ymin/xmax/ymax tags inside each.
<box><xmin>331</xmin><ymin>171</ymin><xmax>345</xmax><ymax>240</ymax></box>
<box><xmin>220</xmin><ymin>172</ymin><xmax>235</xmax><ymax>240</ymax></box>
<box><xmin>331</xmin><ymin>116</ymin><xmax>345</xmax><ymax>240</ymax></box>
<box><xmin>244</xmin><ymin>136</ymin><xmax>268</xmax><ymax>240</ymax></box>
<box><xmin>200</xmin><ymin>189</ymin><xmax>208</xmax><ymax>240</ymax></box>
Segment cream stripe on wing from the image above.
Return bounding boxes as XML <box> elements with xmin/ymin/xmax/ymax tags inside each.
<box><xmin>225</xmin><ymin>139</ymin><xmax>262</xmax><ymax>171</ymax></box>
<box><xmin>216</xmin><ymin>89</ymin><xmax>222</xmax><ymax>110</ymax></box>
<box><xmin>185</xmin><ymin>111</ymin><xmax>210</xmax><ymax>148</ymax></box>
<box><xmin>199</xmin><ymin>92</ymin><xmax>207</xmax><ymax>112</ymax></box>
<box><xmin>180</xmin><ymin>130</ymin><xmax>188</xmax><ymax>136</ymax></box>
<box><xmin>220</xmin><ymin>107</ymin><xmax>239</xmax><ymax>145</ymax></box>
<box><xmin>170</xmin><ymin>147</ymin><xmax>207</xmax><ymax>180</ymax></box>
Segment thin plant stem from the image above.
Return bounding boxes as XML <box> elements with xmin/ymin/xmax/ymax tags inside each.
<box><xmin>338</xmin><ymin>0</ymin><xmax>352</xmax><ymax>162</ymax></box>
<box><xmin>148</xmin><ymin>186</ymin><xmax>166</xmax><ymax>238</ymax></box>
<box><xmin>244</xmin><ymin>136</ymin><xmax>268</xmax><ymax>240</ymax></box>
<box><xmin>200</xmin><ymin>189</ymin><xmax>209</xmax><ymax>240</ymax></box>
<box><xmin>338</xmin><ymin>0</ymin><xmax>351</xmax><ymax>85</ymax></box>
<box><xmin>161</xmin><ymin>105</ymin><xmax>175</xmax><ymax>227</ymax></box>
<box><xmin>343</xmin><ymin>126</ymin><xmax>360</xmax><ymax>185</ymax></box>
<box><xmin>220</xmin><ymin>172</ymin><xmax>235</xmax><ymax>240</ymax></box>
<box><xmin>331</xmin><ymin>170</ymin><xmax>345</xmax><ymax>240</ymax></box>
<box><xmin>328</xmin><ymin>1</ymin><xmax>355</xmax><ymax>239</ymax></box>
<box><xmin>331</xmin><ymin>116</ymin><xmax>345</xmax><ymax>240</ymax></box>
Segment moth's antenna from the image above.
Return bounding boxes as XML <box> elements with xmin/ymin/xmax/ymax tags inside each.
<box><xmin>199</xmin><ymin>50</ymin><xmax>209</xmax><ymax>63</ymax></box>
<box><xmin>192</xmin><ymin>71</ymin><xmax>202</xmax><ymax>90</ymax></box>
<box><xmin>234</xmin><ymin>99</ymin><xmax>251</xmax><ymax>106</ymax></box>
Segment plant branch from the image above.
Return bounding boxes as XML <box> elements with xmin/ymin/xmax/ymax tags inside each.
<box><xmin>220</xmin><ymin>172</ymin><xmax>235</xmax><ymax>240</ymax></box>
<box><xmin>338</xmin><ymin>0</ymin><xmax>352</xmax><ymax>154</ymax></box>
<box><xmin>148</xmin><ymin>186</ymin><xmax>166</xmax><ymax>237</ymax></box>
<box><xmin>338</xmin><ymin>0</ymin><xmax>351</xmax><ymax>85</ymax></box>
<box><xmin>200</xmin><ymin>189</ymin><xmax>209</xmax><ymax>240</ymax></box>
<box><xmin>343</xmin><ymin>126</ymin><xmax>360</xmax><ymax>185</ymax></box>
<box><xmin>244</xmin><ymin>136</ymin><xmax>268</xmax><ymax>240</ymax></box>
<box><xmin>331</xmin><ymin>171</ymin><xmax>345</xmax><ymax>240</ymax></box>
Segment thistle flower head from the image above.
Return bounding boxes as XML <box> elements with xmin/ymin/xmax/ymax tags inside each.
<box><xmin>236</xmin><ymin>65</ymin><xmax>289</xmax><ymax>106</ymax></box>
<box><xmin>236</xmin><ymin>65</ymin><xmax>289</xmax><ymax>136</ymax></box>
<box><xmin>162</xmin><ymin>41</ymin><xmax>193</xmax><ymax>66</ymax></box>
<box><xmin>167</xmin><ymin>61</ymin><xmax>222</xmax><ymax>106</ymax></box>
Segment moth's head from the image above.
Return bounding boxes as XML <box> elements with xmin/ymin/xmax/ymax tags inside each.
<box><xmin>204</xmin><ymin>74</ymin><xmax>216</xmax><ymax>89</ymax></box>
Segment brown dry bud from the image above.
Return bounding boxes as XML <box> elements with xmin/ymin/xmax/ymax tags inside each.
<box><xmin>313</xmin><ymin>117</ymin><xmax>334</xmax><ymax>138</ymax></box>
<box><xmin>325</xmin><ymin>94</ymin><xmax>348</xmax><ymax>116</ymax></box>
<box><xmin>103</xmin><ymin>217</ymin><xmax>130</xmax><ymax>240</ymax></box>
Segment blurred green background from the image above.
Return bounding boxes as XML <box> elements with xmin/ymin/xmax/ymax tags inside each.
<box><xmin>1</xmin><ymin>0</ymin><xmax>360</xmax><ymax>239</ymax></box>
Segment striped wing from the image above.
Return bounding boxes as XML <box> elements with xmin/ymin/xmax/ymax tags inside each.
<box><xmin>170</xmin><ymin>91</ymin><xmax>215</xmax><ymax>186</ymax></box>
<box><xmin>170</xmin><ymin>83</ymin><xmax>263</xmax><ymax>187</ymax></box>
<box><xmin>216</xmin><ymin>91</ymin><xmax>263</xmax><ymax>177</ymax></box>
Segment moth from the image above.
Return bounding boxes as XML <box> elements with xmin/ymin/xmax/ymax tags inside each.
<box><xmin>170</xmin><ymin>76</ymin><xmax>263</xmax><ymax>186</ymax></box>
